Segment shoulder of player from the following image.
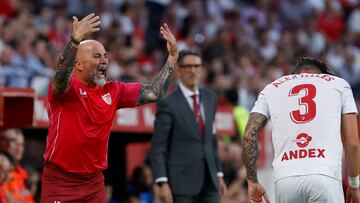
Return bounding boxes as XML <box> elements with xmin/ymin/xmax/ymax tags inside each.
<box><xmin>323</xmin><ymin>75</ymin><xmax>351</xmax><ymax>89</ymax></box>
<box><xmin>332</xmin><ymin>75</ymin><xmax>349</xmax><ymax>83</ymax></box>
<box><xmin>105</xmin><ymin>80</ymin><xmax>141</xmax><ymax>89</ymax></box>
<box><xmin>259</xmin><ymin>82</ymin><xmax>274</xmax><ymax>95</ymax></box>
<box><xmin>105</xmin><ymin>80</ymin><xmax>120</xmax><ymax>87</ymax></box>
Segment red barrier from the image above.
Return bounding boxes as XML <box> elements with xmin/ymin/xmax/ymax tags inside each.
<box><xmin>0</xmin><ymin>88</ymin><xmax>235</xmax><ymax>135</ymax></box>
<box><xmin>0</xmin><ymin>88</ymin><xmax>35</xmax><ymax>130</ymax></box>
<box><xmin>33</xmin><ymin>96</ymin><xmax>236</xmax><ymax>136</ymax></box>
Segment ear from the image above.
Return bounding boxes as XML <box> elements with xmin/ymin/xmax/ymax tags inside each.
<box><xmin>75</xmin><ymin>60</ymin><xmax>83</xmax><ymax>71</ymax></box>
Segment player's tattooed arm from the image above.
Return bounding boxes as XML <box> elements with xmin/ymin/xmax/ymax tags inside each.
<box><xmin>52</xmin><ymin>39</ymin><xmax>79</xmax><ymax>95</ymax></box>
<box><xmin>242</xmin><ymin>112</ymin><xmax>268</xmax><ymax>182</ymax></box>
<box><xmin>136</xmin><ymin>23</ymin><xmax>177</xmax><ymax>106</ymax></box>
<box><xmin>136</xmin><ymin>60</ymin><xmax>174</xmax><ymax>106</ymax></box>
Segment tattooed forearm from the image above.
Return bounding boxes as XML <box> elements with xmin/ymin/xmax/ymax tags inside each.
<box><xmin>242</xmin><ymin>112</ymin><xmax>268</xmax><ymax>182</ymax></box>
<box><xmin>136</xmin><ymin>60</ymin><xmax>174</xmax><ymax>105</ymax></box>
<box><xmin>52</xmin><ymin>38</ymin><xmax>79</xmax><ymax>94</ymax></box>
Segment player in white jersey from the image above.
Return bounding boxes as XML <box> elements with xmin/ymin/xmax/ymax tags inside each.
<box><xmin>242</xmin><ymin>57</ymin><xmax>360</xmax><ymax>203</ymax></box>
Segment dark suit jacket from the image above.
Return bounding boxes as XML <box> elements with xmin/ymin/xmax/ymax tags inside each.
<box><xmin>150</xmin><ymin>87</ymin><xmax>223</xmax><ymax>196</ymax></box>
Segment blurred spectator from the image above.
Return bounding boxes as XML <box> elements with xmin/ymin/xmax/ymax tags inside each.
<box><xmin>145</xmin><ymin>0</ymin><xmax>170</xmax><ymax>54</ymax></box>
<box><xmin>24</xmin><ymin>166</ymin><xmax>40</xmax><ymax>201</ymax></box>
<box><xmin>316</xmin><ymin>0</ymin><xmax>345</xmax><ymax>42</ymax></box>
<box><xmin>298</xmin><ymin>18</ymin><xmax>326</xmax><ymax>55</ymax></box>
<box><xmin>0</xmin><ymin>152</ymin><xmax>12</xmax><ymax>202</ymax></box>
<box><xmin>106</xmin><ymin>184</ymin><xmax>119</xmax><ymax>203</ymax></box>
<box><xmin>2</xmin><ymin>37</ymin><xmax>53</xmax><ymax>89</ymax></box>
<box><xmin>339</xmin><ymin>51</ymin><xmax>360</xmax><ymax>85</ymax></box>
<box><xmin>225</xmin><ymin>88</ymin><xmax>249</xmax><ymax>140</ymax></box>
<box><xmin>257</xmin><ymin>29</ymin><xmax>277</xmax><ymax>62</ymax></box>
<box><xmin>307</xmin><ymin>0</ymin><xmax>342</xmax><ymax>13</ymax></box>
<box><xmin>0</xmin><ymin>0</ymin><xmax>17</xmax><ymax>20</ymax></box>
<box><xmin>118</xmin><ymin>2</ymin><xmax>136</xmax><ymax>46</ymax></box>
<box><xmin>221</xmin><ymin>142</ymin><xmax>243</xmax><ymax>187</ymax></box>
<box><xmin>0</xmin><ymin>42</ymin><xmax>9</xmax><ymax>87</ymax></box>
<box><xmin>125</xmin><ymin>164</ymin><xmax>155</xmax><ymax>203</ymax></box>
<box><xmin>33</xmin><ymin>7</ymin><xmax>53</xmax><ymax>36</ymax></box>
<box><xmin>0</xmin><ymin>153</ymin><xmax>10</xmax><ymax>178</ymax></box>
<box><xmin>0</xmin><ymin>128</ymin><xmax>35</xmax><ymax>203</ymax></box>
<box><xmin>279</xmin><ymin>0</ymin><xmax>312</xmax><ymax>28</ymax></box>
<box><xmin>122</xmin><ymin>194</ymin><xmax>141</xmax><ymax>203</ymax></box>
<box><xmin>348</xmin><ymin>5</ymin><xmax>360</xmax><ymax>33</ymax></box>
<box><xmin>222</xmin><ymin>166</ymin><xmax>248</xmax><ymax>203</ymax></box>
<box><xmin>326</xmin><ymin>42</ymin><xmax>345</xmax><ymax>73</ymax></box>
<box><xmin>48</xmin><ymin>16</ymin><xmax>69</xmax><ymax>49</ymax></box>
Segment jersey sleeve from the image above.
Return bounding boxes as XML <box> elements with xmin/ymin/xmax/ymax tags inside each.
<box><xmin>251</xmin><ymin>90</ymin><xmax>270</xmax><ymax>119</ymax></box>
<box><xmin>115</xmin><ymin>82</ymin><xmax>141</xmax><ymax>108</ymax></box>
<box><xmin>340</xmin><ymin>80</ymin><xmax>358</xmax><ymax>115</ymax></box>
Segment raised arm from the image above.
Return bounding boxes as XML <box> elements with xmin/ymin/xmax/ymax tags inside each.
<box><xmin>52</xmin><ymin>13</ymin><xmax>100</xmax><ymax>95</ymax></box>
<box><xmin>341</xmin><ymin>113</ymin><xmax>360</xmax><ymax>202</ymax></box>
<box><xmin>136</xmin><ymin>24</ymin><xmax>178</xmax><ymax>106</ymax></box>
<box><xmin>242</xmin><ymin>112</ymin><xmax>270</xmax><ymax>203</ymax></box>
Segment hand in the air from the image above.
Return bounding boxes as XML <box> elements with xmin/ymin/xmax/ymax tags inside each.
<box><xmin>160</xmin><ymin>23</ymin><xmax>178</xmax><ymax>59</ymax></box>
<box><xmin>72</xmin><ymin>13</ymin><xmax>101</xmax><ymax>41</ymax></box>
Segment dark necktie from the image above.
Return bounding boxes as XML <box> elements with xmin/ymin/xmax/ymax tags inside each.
<box><xmin>191</xmin><ymin>94</ymin><xmax>205</xmax><ymax>136</ymax></box>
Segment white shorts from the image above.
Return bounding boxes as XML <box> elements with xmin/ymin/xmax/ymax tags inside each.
<box><xmin>275</xmin><ymin>174</ymin><xmax>344</xmax><ymax>203</ymax></box>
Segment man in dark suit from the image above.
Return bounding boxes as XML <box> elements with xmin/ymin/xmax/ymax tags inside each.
<box><xmin>150</xmin><ymin>49</ymin><xmax>226</xmax><ymax>203</ymax></box>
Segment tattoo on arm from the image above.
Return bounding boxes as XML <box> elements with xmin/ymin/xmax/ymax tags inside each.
<box><xmin>52</xmin><ymin>39</ymin><xmax>79</xmax><ymax>95</ymax></box>
<box><xmin>136</xmin><ymin>60</ymin><xmax>174</xmax><ymax>105</ymax></box>
<box><xmin>242</xmin><ymin>113</ymin><xmax>268</xmax><ymax>182</ymax></box>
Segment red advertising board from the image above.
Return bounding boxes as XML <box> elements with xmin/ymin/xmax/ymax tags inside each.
<box><xmin>34</xmin><ymin>96</ymin><xmax>235</xmax><ymax>136</ymax></box>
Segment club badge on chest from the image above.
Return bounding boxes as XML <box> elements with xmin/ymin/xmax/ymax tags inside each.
<box><xmin>102</xmin><ymin>93</ymin><xmax>112</xmax><ymax>105</ymax></box>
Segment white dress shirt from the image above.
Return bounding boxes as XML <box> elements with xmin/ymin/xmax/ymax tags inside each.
<box><xmin>178</xmin><ymin>82</ymin><xmax>205</xmax><ymax>123</ymax></box>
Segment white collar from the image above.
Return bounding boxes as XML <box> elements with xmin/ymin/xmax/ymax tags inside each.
<box><xmin>179</xmin><ymin>82</ymin><xmax>199</xmax><ymax>97</ymax></box>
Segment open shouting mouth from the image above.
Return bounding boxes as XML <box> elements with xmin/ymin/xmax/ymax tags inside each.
<box><xmin>97</xmin><ymin>65</ymin><xmax>107</xmax><ymax>78</ymax></box>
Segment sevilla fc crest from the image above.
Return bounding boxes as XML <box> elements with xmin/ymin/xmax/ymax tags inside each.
<box><xmin>102</xmin><ymin>93</ymin><xmax>112</xmax><ymax>105</ymax></box>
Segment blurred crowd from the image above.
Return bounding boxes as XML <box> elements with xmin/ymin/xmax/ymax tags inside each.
<box><xmin>1</xmin><ymin>0</ymin><xmax>360</xmax><ymax>202</ymax></box>
<box><xmin>1</xmin><ymin>0</ymin><xmax>360</xmax><ymax>108</ymax></box>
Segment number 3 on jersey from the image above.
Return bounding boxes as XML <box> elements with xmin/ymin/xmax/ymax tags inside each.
<box><xmin>289</xmin><ymin>84</ymin><xmax>317</xmax><ymax>124</ymax></box>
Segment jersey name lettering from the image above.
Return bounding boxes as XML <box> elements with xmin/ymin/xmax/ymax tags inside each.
<box><xmin>281</xmin><ymin>148</ymin><xmax>325</xmax><ymax>161</ymax></box>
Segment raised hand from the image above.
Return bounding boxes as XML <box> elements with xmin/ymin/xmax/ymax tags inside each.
<box><xmin>135</xmin><ymin>23</ymin><xmax>177</xmax><ymax>105</ymax></box>
<box><xmin>160</xmin><ymin>23</ymin><xmax>178</xmax><ymax>59</ymax></box>
<box><xmin>72</xmin><ymin>13</ymin><xmax>100</xmax><ymax>42</ymax></box>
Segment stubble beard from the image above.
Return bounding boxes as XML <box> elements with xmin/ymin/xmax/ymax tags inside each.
<box><xmin>93</xmin><ymin>75</ymin><xmax>107</xmax><ymax>87</ymax></box>
<box><xmin>93</xmin><ymin>64</ymin><xmax>107</xmax><ymax>87</ymax></box>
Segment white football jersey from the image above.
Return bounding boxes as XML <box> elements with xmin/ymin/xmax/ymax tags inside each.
<box><xmin>251</xmin><ymin>73</ymin><xmax>358</xmax><ymax>181</ymax></box>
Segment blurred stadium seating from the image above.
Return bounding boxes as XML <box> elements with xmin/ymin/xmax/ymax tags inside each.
<box><xmin>1</xmin><ymin>0</ymin><xmax>360</xmax><ymax>202</ymax></box>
